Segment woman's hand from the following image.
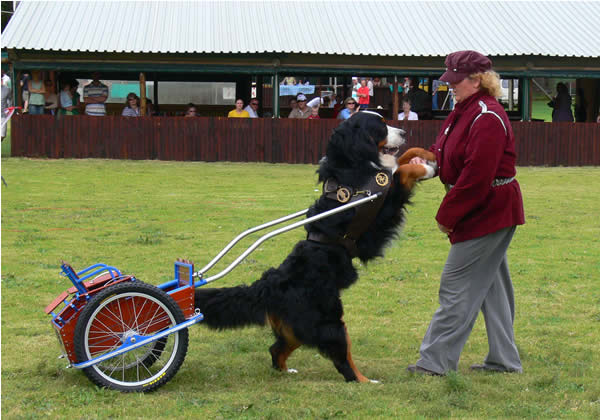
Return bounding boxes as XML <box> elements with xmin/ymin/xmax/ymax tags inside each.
<box><xmin>409</xmin><ymin>157</ymin><xmax>427</xmax><ymax>165</ymax></box>
<box><xmin>437</xmin><ymin>222</ymin><xmax>453</xmax><ymax>235</ymax></box>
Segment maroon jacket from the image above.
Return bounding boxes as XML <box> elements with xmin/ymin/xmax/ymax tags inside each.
<box><xmin>429</xmin><ymin>90</ymin><xmax>525</xmax><ymax>244</ymax></box>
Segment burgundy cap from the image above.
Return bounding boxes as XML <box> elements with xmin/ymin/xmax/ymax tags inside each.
<box><xmin>439</xmin><ymin>50</ymin><xmax>492</xmax><ymax>84</ymax></box>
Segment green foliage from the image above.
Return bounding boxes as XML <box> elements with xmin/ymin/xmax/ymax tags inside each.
<box><xmin>2</xmin><ymin>159</ymin><xmax>599</xmax><ymax>418</ymax></box>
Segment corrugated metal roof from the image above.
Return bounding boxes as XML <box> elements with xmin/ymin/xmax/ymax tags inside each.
<box><xmin>2</xmin><ymin>1</ymin><xmax>599</xmax><ymax>58</ymax></box>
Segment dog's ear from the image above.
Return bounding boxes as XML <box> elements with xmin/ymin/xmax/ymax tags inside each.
<box><xmin>327</xmin><ymin>116</ymin><xmax>383</xmax><ymax>164</ymax></box>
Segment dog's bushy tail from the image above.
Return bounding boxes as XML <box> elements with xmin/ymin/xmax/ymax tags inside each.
<box><xmin>194</xmin><ymin>282</ymin><xmax>267</xmax><ymax>330</ymax></box>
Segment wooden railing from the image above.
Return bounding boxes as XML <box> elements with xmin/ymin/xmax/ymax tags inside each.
<box><xmin>10</xmin><ymin>115</ymin><xmax>600</xmax><ymax>166</ymax></box>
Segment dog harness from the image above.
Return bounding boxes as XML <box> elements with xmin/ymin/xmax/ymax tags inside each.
<box><xmin>307</xmin><ymin>170</ymin><xmax>393</xmax><ymax>258</ymax></box>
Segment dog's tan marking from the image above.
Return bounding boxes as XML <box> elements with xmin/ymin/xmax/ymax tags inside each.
<box><xmin>343</xmin><ymin>323</ymin><xmax>370</xmax><ymax>383</ymax></box>
<box><xmin>267</xmin><ymin>314</ymin><xmax>301</xmax><ymax>371</ymax></box>
<box><xmin>396</xmin><ymin>164</ymin><xmax>431</xmax><ymax>190</ymax></box>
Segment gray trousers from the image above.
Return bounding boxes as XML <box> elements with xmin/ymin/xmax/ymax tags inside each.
<box><xmin>417</xmin><ymin>226</ymin><xmax>522</xmax><ymax>374</ymax></box>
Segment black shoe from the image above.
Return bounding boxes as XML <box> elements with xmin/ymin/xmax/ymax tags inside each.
<box><xmin>406</xmin><ymin>364</ymin><xmax>443</xmax><ymax>376</ymax></box>
<box><xmin>469</xmin><ymin>363</ymin><xmax>520</xmax><ymax>373</ymax></box>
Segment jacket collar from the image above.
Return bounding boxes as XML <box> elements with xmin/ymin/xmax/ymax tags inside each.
<box><xmin>453</xmin><ymin>90</ymin><xmax>487</xmax><ymax>115</ymax></box>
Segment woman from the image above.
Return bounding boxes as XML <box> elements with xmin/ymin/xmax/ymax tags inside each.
<box><xmin>59</xmin><ymin>81</ymin><xmax>78</xmax><ymax>115</ymax></box>
<box><xmin>122</xmin><ymin>93</ymin><xmax>141</xmax><ymax>117</ymax></box>
<box><xmin>336</xmin><ymin>97</ymin><xmax>358</xmax><ymax>120</ymax></box>
<box><xmin>185</xmin><ymin>103</ymin><xmax>197</xmax><ymax>117</ymax></box>
<box><xmin>407</xmin><ymin>50</ymin><xmax>524</xmax><ymax>376</ymax></box>
<box><xmin>227</xmin><ymin>99</ymin><xmax>249</xmax><ymax>118</ymax></box>
<box><xmin>548</xmin><ymin>82</ymin><xmax>573</xmax><ymax>122</ymax></box>
<box><xmin>27</xmin><ymin>70</ymin><xmax>46</xmax><ymax>115</ymax></box>
<box><xmin>44</xmin><ymin>80</ymin><xmax>58</xmax><ymax>115</ymax></box>
<box><xmin>398</xmin><ymin>98</ymin><xmax>418</xmax><ymax>120</ymax></box>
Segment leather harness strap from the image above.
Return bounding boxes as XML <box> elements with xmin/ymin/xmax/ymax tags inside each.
<box><xmin>307</xmin><ymin>170</ymin><xmax>392</xmax><ymax>258</ymax></box>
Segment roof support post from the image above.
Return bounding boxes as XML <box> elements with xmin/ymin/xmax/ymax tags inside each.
<box><xmin>272</xmin><ymin>72</ymin><xmax>279</xmax><ymax>118</ymax></box>
<box><xmin>153</xmin><ymin>72</ymin><xmax>159</xmax><ymax>111</ymax></box>
<box><xmin>392</xmin><ymin>76</ymin><xmax>399</xmax><ymax>121</ymax></box>
<box><xmin>520</xmin><ymin>77</ymin><xmax>531</xmax><ymax>121</ymax></box>
<box><xmin>139</xmin><ymin>72</ymin><xmax>146</xmax><ymax>116</ymax></box>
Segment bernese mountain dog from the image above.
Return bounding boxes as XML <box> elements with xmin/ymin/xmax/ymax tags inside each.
<box><xmin>194</xmin><ymin>111</ymin><xmax>437</xmax><ymax>382</ymax></box>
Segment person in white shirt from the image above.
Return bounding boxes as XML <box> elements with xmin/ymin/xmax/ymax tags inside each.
<box><xmin>244</xmin><ymin>99</ymin><xmax>259</xmax><ymax>118</ymax></box>
<box><xmin>398</xmin><ymin>98</ymin><xmax>419</xmax><ymax>121</ymax></box>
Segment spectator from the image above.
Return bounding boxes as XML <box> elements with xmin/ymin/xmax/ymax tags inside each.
<box><xmin>71</xmin><ymin>80</ymin><xmax>81</xmax><ymax>113</ymax></box>
<box><xmin>406</xmin><ymin>77</ymin><xmax>433</xmax><ymax>119</ymax></box>
<box><xmin>287</xmin><ymin>98</ymin><xmax>298</xmax><ymax>117</ymax></box>
<box><xmin>574</xmin><ymin>88</ymin><xmax>587</xmax><ymax>122</ymax></box>
<box><xmin>332</xmin><ymin>94</ymin><xmax>343</xmax><ymax>115</ymax></box>
<box><xmin>357</xmin><ymin>78</ymin><xmax>370</xmax><ymax>110</ymax></box>
<box><xmin>122</xmin><ymin>93</ymin><xmax>141</xmax><ymax>117</ymax></box>
<box><xmin>83</xmin><ymin>72</ymin><xmax>109</xmax><ymax>116</ymax></box>
<box><xmin>228</xmin><ymin>99</ymin><xmax>250</xmax><ymax>118</ymax></box>
<box><xmin>336</xmin><ymin>97</ymin><xmax>358</xmax><ymax>120</ymax></box>
<box><xmin>548</xmin><ymin>82</ymin><xmax>573</xmax><ymax>122</ymax></box>
<box><xmin>59</xmin><ymin>81</ymin><xmax>79</xmax><ymax>115</ymax></box>
<box><xmin>20</xmin><ymin>72</ymin><xmax>30</xmax><ymax>113</ymax></box>
<box><xmin>372</xmin><ymin>77</ymin><xmax>382</xmax><ymax>87</ymax></box>
<box><xmin>596</xmin><ymin>113</ymin><xmax>600</xmax><ymax>123</ymax></box>
<box><xmin>1</xmin><ymin>70</ymin><xmax>10</xmax><ymax>88</ymax></box>
<box><xmin>27</xmin><ymin>70</ymin><xmax>46</xmax><ymax>115</ymax></box>
<box><xmin>1</xmin><ymin>82</ymin><xmax>12</xmax><ymax>140</ymax></box>
<box><xmin>351</xmin><ymin>77</ymin><xmax>359</xmax><ymax>103</ymax></box>
<box><xmin>184</xmin><ymin>103</ymin><xmax>198</xmax><ymax>117</ymax></box>
<box><xmin>288</xmin><ymin>94</ymin><xmax>311</xmax><ymax>119</ymax></box>
<box><xmin>44</xmin><ymin>80</ymin><xmax>58</xmax><ymax>115</ymax></box>
<box><xmin>398</xmin><ymin>98</ymin><xmax>418</xmax><ymax>120</ymax></box>
<box><xmin>306</xmin><ymin>97</ymin><xmax>321</xmax><ymax>119</ymax></box>
<box><xmin>146</xmin><ymin>98</ymin><xmax>156</xmax><ymax>116</ymax></box>
<box><xmin>281</xmin><ymin>76</ymin><xmax>296</xmax><ymax>85</ymax></box>
<box><xmin>244</xmin><ymin>99</ymin><xmax>259</xmax><ymax>118</ymax></box>
<box><xmin>367</xmin><ymin>77</ymin><xmax>374</xmax><ymax>103</ymax></box>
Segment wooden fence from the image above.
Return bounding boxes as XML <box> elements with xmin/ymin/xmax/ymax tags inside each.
<box><xmin>10</xmin><ymin>115</ymin><xmax>600</xmax><ymax>166</ymax></box>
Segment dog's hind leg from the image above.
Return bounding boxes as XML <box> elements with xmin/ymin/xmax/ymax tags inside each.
<box><xmin>267</xmin><ymin>314</ymin><xmax>301</xmax><ymax>373</ymax></box>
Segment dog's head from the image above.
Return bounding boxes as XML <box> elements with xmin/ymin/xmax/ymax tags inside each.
<box><xmin>318</xmin><ymin>111</ymin><xmax>406</xmax><ymax>183</ymax></box>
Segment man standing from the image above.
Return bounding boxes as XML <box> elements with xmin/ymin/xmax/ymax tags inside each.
<box><xmin>244</xmin><ymin>99</ymin><xmax>259</xmax><ymax>118</ymax></box>
<box><xmin>83</xmin><ymin>72</ymin><xmax>109</xmax><ymax>116</ymax></box>
<box><xmin>357</xmin><ymin>78</ymin><xmax>370</xmax><ymax>110</ymax></box>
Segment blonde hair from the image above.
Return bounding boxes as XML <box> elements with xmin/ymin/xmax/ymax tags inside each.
<box><xmin>469</xmin><ymin>70</ymin><xmax>502</xmax><ymax>98</ymax></box>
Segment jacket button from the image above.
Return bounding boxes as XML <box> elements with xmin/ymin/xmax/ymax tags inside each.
<box><xmin>438</xmin><ymin>148</ymin><xmax>441</xmax><ymax>152</ymax></box>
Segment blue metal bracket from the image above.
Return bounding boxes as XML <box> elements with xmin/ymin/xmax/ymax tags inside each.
<box><xmin>73</xmin><ymin>313</ymin><xmax>204</xmax><ymax>369</ymax></box>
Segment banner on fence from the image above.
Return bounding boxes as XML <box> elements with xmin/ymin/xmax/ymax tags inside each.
<box><xmin>279</xmin><ymin>85</ymin><xmax>315</xmax><ymax>96</ymax></box>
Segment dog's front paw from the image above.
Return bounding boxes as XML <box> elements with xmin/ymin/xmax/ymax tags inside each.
<box><xmin>418</xmin><ymin>162</ymin><xmax>437</xmax><ymax>180</ymax></box>
<box><xmin>287</xmin><ymin>368</ymin><xmax>298</xmax><ymax>374</ymax></box>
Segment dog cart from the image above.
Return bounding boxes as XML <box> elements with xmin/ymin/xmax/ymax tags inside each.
<box><xmin>46</xmin><ymin>193</ymin><xmax>383</xmax><ymax>392</ymax></box>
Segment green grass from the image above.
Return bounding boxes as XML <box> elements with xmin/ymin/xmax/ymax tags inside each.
<box><xmin>2</xmin><ymin>159</ymin><xmax>599</xmax><ymax>419</ymax></box>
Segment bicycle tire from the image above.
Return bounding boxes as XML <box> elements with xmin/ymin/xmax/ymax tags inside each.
<box><xmin>73</xmin><ymin>281</ymin><xmax>188</xmax><ymax>392</ymax></box>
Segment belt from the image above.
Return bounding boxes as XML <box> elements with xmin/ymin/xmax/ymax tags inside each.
<box><xmin>445</xmin><ymin>177</ymin><xmax>515</xmax><ymax>192</ymax></box>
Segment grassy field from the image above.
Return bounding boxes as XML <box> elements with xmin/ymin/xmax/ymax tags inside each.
<box><xmin>1</xmin><ymin>158</ymin><xmax>599</xmax><ymax>419</ymax></box>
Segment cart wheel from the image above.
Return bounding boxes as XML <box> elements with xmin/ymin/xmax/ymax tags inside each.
<box><xmin>73</xmin><ymin>281</ymin><xmax>189</xmax><ymax>392</ymax></box>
